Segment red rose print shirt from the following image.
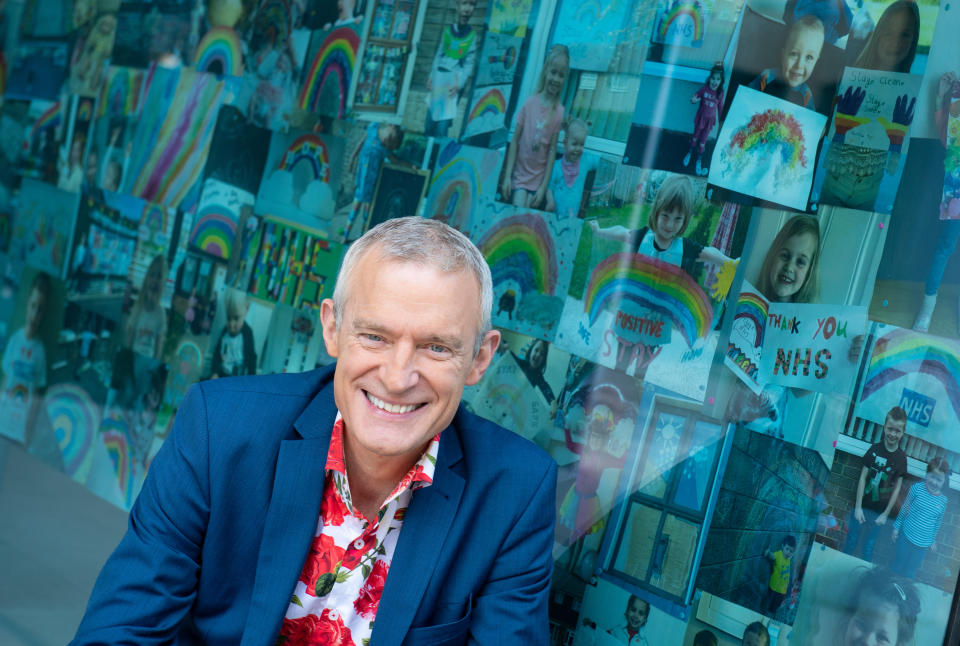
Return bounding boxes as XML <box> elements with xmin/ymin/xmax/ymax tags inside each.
<box><xmin>277</xmin><ymin>415</ymin><xmax>438</xmax><ymax>645</ymax></box>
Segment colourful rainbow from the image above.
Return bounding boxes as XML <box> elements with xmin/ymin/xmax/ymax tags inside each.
<box><xmin>45</xmin><ymin>383</ymin><xmax>99</xmax><ymax>479</ymax></box>
<box><xmin>124</xmin><ymin>68</ymin><xmax>225</xmax><ymax>208</ymax></box>
<box><xmin>257</xmin><ymin>0</ymin><xmax>292</xmax><ymax>48</ymax></box>
<box><xmin>468</xmin><ymin>88</ymin><xmax>507</xmax><ymax>123</ymax></box>
<box><xmin>278</xmin><ymin>133</ymin><xmax>330</xmax><ymax>182</ymax></box>
<box><xmin>100</xmin><ymin>413</ymin><xmax>134</xmax><ymax>506</ymax></box>
<box><xmin>485</xmin><ymin>382</ymin><xmax>525</xmax><ymax>427</ymax></box>
<box><xmin>657</xmin><ymin>2</ymin><xmax>704</xmax><ymax>41</ymax></box>
<box><xmin>426</xmin><ymin>144</ymin><xmax>479</xmax><ymax>231</ymax></box>
<box><xmin>194</xmin><ymin>26</ymin><xmax>244</xmax><ymax>77</ymax></box>
<box><xmin>189</xmin><ymin>205</ymin><xmax>237</xmax><ymax>259</ymax></box>
<box><xmin>30</xmin><ymin>102</ymin><xmax>62</xmax><ymax>140</ymax></box>
<box><xmin>477</xmin><ymin>213</ymin><xmax>558</xmax><ymax>295</ymax></box>
<box><xmin>98</xmin><ymin>67</ymin><xmax>141</xmax><ymax>117</ymax></box>
<box><xmin>861</xmin><ymin>328</ymin><xmax>960</xmax><ymax>421</ymax></box>
<box><xmin>177</xmin><ymin>339</ymin><xmax>203</xmax><ymax>370</ymax></box>
<box><xmin>298</xmin><ymin>26</ymin><xmax>360</xmax><ymax>117</ymax></box>
<box><xmin>734</xmin><ymin>291</ymin><xmax>768</xmax><ymax>347</ymax></box>
<box><xmin>584</xmin><ymin>253</ymin><xmax>713</xmax><ymax>346</ymax></box>
<box><xmin>77</xmin><ymin>98</ymin><xmax>93</xmax><ymax>122</ymax></box>
<box><xmin>8</xmin><ymin>383</ymin><xmax>28</xmax><ymax>402</ymax></box>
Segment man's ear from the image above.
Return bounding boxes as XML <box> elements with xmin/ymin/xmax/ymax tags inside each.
<box><xmin>465</xmin><ymin>329</ymin><xmax>500</xmax><ymax>386</ymax></box>
<box><xmin>319</xmin><ymin>299</ymin><xmax>340</xmax><ymax>358</ymax></box>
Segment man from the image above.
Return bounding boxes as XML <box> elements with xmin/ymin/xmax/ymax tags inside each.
<box><xmin>71</xmin><ymin>217</ymin><xmax>557</xmax><ymax>645</ymax></box>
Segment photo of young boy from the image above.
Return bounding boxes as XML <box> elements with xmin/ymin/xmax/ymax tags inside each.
<box><xmin>763</xmin><ymin>535</ymin><xmax>797</xmax><ymax>615</ymax></box>
<box><xmin>209</xmin><ymin>287</ymin><xmax>257</xmax><ymax>379</ymax></box>
<box><xmin>748</xmin><ymin>15</ymin><xmax>824</xmax><ymax>109</ymax></box>
<box><xmin>843</xmin><ymin>406</ymin><xmax>908</xmax><ymax>562</ymax></box>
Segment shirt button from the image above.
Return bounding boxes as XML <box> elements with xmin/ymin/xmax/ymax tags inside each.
<box><xmin>354</xmin><ymin>539</ymin><xmax>365</xmax><ymax>549</ymax></box>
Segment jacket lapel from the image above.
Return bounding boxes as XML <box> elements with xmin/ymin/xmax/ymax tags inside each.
<box><xmin>240</xmin><ymin>381</ymin><xmax>339</xmax><ymax>646</ymax></box>
<box><xmin>370</xmin><ymin>426</ymin><xmax>466</xmax><ymax>646</ymax></box>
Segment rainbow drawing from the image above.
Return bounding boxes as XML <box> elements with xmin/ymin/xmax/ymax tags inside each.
<box><xmin>656</xmin><ymin>1</ymin><xmax>704</xmax><ymax>43</ymax></box>
<box><xmin>298</xmin><ymin>26</ymin><xmax>360</xmax><ymax>117</ymax></box>
<box><xmin>468</xmin><ymin>87</ymin><xmax>507</xmax><ymax>124</ymax></box>
<box><xmin>100</xmin><ymin>413</ymin><xmax>135</xmax><ymax>507</ymax></box>
<box><xmin>484</xmin><ymin>382</ymin><xmax>526</xmax><ymax>428</ymax></box>
<box><xmin>256</xmin><ymin>0</ymin><xmax>292</xmax><ymax>48</ymax></box>
<box><xmin>45</xmin><ymin>383</ymin><xmax>100</xmax><ymax>479</ymax></box>
<box><xmin>194</xmin><ymin>26</ymin><xmax>244</xmax><ymax>77</ymax></box>
<box><xmin>584</xmin><ymin>253</ymin><xmax>713</xmax><ymax>346</ymax></box>
<box><xmin>477</xmin><ymin>213</ymin><xmax>558</xmax><ymax>295</ymax></box>
<box><xmin>425</xmin><ymin>143</ymin><xmax>479</xmax><ymax>231</ymax></box>
<box><xmin>278</xmin><ymin>133</ymin><xmax>331</xmax><ymax>182</ymax></box>
<box><xmin>77</xmin><ymin>98</ymin><xmax>93</xmax><ymax>122</ymax></box>
<box><xmin>29</xmin><ymin>102</ymin><xmax>62</xmax><ymax>141</ymax></box>
<box><xmin>189</xmin><ymin>203</ymin><xmax>238</xmax><ymax>259</ymax></box>
<box><xmin>98</xmin><ymin>67</ymin><xmax>142</xmax><ymax>117</ymax></box>
<box><xmin>733</xmin><ymin>290</ymin><xmax>768</xmax><ymax>347</ymax></box>
<box><xmin>9</xmin><ymin>383</ymin><xmax>28</xmax><ymax>402</ymax></box>
<box><xmin>861</xmin><ymin>328</ymin><xmax>960</xmax><ymax>421</ymax></box>
<box><xmin>124</xmin><ymin>68</ymin><xmax>225</xmax><ymax>208</ymax></box>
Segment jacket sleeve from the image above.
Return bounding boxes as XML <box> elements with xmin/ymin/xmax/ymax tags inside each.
<box><xmin>468</xmin><ymin>457</ymin><xmax>557</xmax><ymax>645</ymax></box>
<box><xmin>70</xmin><ymin>383</ymin><xmax>212</xmax><ymax>645</ymax></box>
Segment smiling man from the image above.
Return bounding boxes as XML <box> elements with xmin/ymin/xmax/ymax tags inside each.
<box><xmin>71</xmin><ymin>217</ymin><xmax>557</xmax><ymax>646</ymax></box>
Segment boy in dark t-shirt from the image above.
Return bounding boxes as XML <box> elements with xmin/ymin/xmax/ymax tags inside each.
<box><xmin>843</xmin><ymin>406</ymin><xmax>908</xmax><ymax>561</ymax></box>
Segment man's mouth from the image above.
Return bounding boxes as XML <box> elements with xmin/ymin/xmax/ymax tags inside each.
<box><xmin>366</xmin><ymin>391</ymin><xmax>422</xmax><ymax>414</ymax></box>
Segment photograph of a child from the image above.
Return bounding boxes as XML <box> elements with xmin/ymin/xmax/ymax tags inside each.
<box><xmin>570</xmin><ymin>578</ymin><xmax>687</xmax><ymax>646</ymax></box>
<box><xmin>0</xmin><ymin>269</ymin><xmax>57</xmax><ymax>446</ymax></box>
<box><xmin>790</xmin><ymin>546</ymin><xmax>951</xmax><ymax>646</ymax></box>
<box><xmin>499</xmin><ymin>44</ymin><xmax>569</xmax><ymax>210</ymax></box>
<box><xmin>716</xmin><ymin>207</ymin><xmax>885</xmax><ymax>462</ymax></box>
<box><xmin>696</xmin><ymin>427</ymin><xmax>830</xmax><ymax>625</ymax></box>
<box><xmin>422</xmin><ymin>0</ymin><xmax>481</xmax><ymax>138</ymax></box>
<box><xmin>723</xmin><ymin>7</ymin><xmax>843</xmax><ymax>119</ymax></box>
<box><xmin>208</xmin><ymin>287</ymin><xmax>257</xmax><ymax>379</ymax></box>
<box><xmin>547</xmin><ymin>118</ymin><xmax>600</xmax><ymax>218</ymax></box>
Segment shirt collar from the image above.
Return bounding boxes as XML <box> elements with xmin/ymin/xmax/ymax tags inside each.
<box><xmin>325</xmin><ymin>413</ymin><xmax>439</xmax><ymax>503</ymax></box>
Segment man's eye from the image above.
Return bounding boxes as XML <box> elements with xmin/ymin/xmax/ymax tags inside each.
<box><xmin>363</xmin><ymin>334</ymin><xmax>383</xmax><ymax>343</ymax></box>
<box><xmin>429</xmin><ymin>344</ymin><xmax>449</xmax><ymax>354</ymax></box>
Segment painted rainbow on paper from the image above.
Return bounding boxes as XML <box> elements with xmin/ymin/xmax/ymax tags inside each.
<box><xmin>98</xmin><ymin>67</ymin><xmax>141</xmax><ymax>117</ymax></box>
<box><xmin>100</xmin><ymin>413</ymin><xmax>134</xmax><ymax>507</ymax></box>
<box><xmin>657</xmin><ymin>2</ymin><xmax>704</xmax><ymax>41</ymax></box>
<box><xmin>46</xmin><ymin>383</ymin><xmax>99</xmax><ymax>479</ymax></box>
<box><xmin>177</xmin><ymin>339</ymin><xmax>203</xmax><ymax>370</ymax></box>
<box><xmin>477</xmin><ymin>213</ymin><xmax>558</xmax><ymax>295</ymax></box>
<box><xmin>189</xmin><ymin>204</ymin><xmax>237</xmax><ymax>259</ymax></box>
<box><xmin>77</xmin><ymin>99</ymin><xmax>93</xmax><ymax>122</ymax></box>
<box><xmin>468</xmin><ymin>88</ymin><xmax>507</xmax><ymax>123</ymax></box>
<box><xmin>30</xmin><ymin>102</ymin><xmax>61</xmax><ymax>140</ymax></box>
<box><xmin>298</xmin><ymin>26</ymin><xmax>360</xmax><ymax>117</ymax></box>
<box><xmin>194</xmin><ymin>26</ymin><xmax>244</xmax><ymax>77</ymax></box>
<box><xmin>584</xmin><ymin>253</ymin><xmax>712</xmax><ymax>346</ymax></box>
<box><xmin>9</xmin><ymin>383</ymin><xmax>28</xmax><ymax>402</ymax></box>
<box><xmin>426</xmin><ymin>143</ymin><xmax>479</xmax><ymax>231</ymax></box>
<box><xmin>278</xmin><ymin>133</ymin><xmax>331</xmax><ymax>182</ymax></box>
<box><xmin>257</xmin><ymin>0</ymin><xmax>292</xmax><ymax>46</ymax></box>
<box><xmin>734</xmin><ymin>291</ymin><xmax>768</xmax><ymax>347</ymax></box>
<box><xmin>861</xmin><ymin>328</ymin><xmax>960</xmax><ymax>421</ymax></box>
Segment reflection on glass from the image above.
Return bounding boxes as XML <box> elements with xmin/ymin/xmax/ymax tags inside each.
<box><xmin>637</xmin><ymin>411</ymin><xmax>685</xmax><ymax>498</ymax></box>
<box><xmin>673</xmin><ymin>420</ymin><xmax>723</xmax><ymax>512</ymax></box>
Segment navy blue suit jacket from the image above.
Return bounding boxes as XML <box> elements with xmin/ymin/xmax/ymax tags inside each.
<box><xmin>71</xmin><ymin>366</ymin><xmax>557</xmax><ymax>645</ymax></box>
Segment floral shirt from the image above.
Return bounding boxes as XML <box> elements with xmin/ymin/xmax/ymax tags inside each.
<box><xmin>277</xmin><ymin>416</ymin><xmax>439</xmax><ymax>645</ymax></box>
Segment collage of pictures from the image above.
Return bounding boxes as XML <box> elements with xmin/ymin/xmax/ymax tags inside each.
<box><xmin>2</xmin><ymin>0</ymin><xmax>960</xmax><ymax>644</ymax></box>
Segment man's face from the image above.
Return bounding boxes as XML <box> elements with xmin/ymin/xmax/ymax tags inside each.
<box><xmin>321</xmin><ymin>252</ymin><xmax>498</xmax><ymax>467</ymax></box>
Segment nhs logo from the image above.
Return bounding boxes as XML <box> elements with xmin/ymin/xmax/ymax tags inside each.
<box><xmin>899</xmin><ymin>388</ymin><xmax>935</xmax><ymax>427</ymax></box>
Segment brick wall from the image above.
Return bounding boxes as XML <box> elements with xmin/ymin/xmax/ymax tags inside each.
<box><xmin>696</xmin><ymin>428</ymin><xmax>830</xmax><ymax>625</ymax></box>
<box><xmin>820</xmin><ymin>449</ymin><xmax>960</xmax><ymax>592</ymax></box>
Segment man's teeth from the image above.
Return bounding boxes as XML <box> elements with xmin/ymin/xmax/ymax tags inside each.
<box><xmin>367</xmin><ymin>392</ymin><xmax>418</xmax><ymax>414</ymax></box>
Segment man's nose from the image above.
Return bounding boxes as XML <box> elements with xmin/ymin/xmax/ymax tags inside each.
<box><xmin>382</xmin><ymin>343</ymin><xmax>418</xmax><ymax>392</ymax></box>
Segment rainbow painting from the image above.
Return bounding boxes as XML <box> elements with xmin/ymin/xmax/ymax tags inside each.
<box><xmin>189</xmin><ymin>204</ymin><xmax>237</xmax><ymax>259</ymax></box>
<box><xmin>733</xmin><ymin>290</ymin><xmax>768</xmax><ymax>347</ymax></box>
<box><xmin>278</xmin><ymin>133</ymin><xmax>331</xmax><ymax>182</ymax></box>
<box><xmin>424</xmin><ymin>143</ymin><xmax>480</xmax><ymax>231</ymax></box>
<box><xmin>194</xmin><ymin>26</ymin><xmax>244</xmax><ymax>77</ymax></box>
<box><xmin>97</xmin><ymin>66</ymin><xmax>142</xmax><ymax>117</ymax></box>
<box><xmin>584</xmin><ymin>253</ymin><xmax>713</xmax><ymax>346</ymax></box>
<box><xmin>463</xmin><ymin>84</ymin><xmax>511</xmax><ymax>139</ymax></box>
<box><xmin>861</xmin><ymin>328</ymin><xmax>960</xmax><ymax>422</ymax></box>
<box><xmin>654</xmin><ymin>1</ymin><xmax>706</xmax><ymax>46</ymax></box>
<box><xmin>477</xmin><ymin>213</ymin><xmax>558</xmax><ymax>295</ymax></box>
<box><xmin>99</xmin><ymin>412</ymin><xmax>135</xmax><ymax>508</ymax></box>
<box><xmin>298</xmin><ymin>25</ymin><xmax>360</xmax><ymax>118</ymax></box>
<box><xmin>123</xmin><ymin>67</ymin><xmax>225</xmax><ymax>208</ymax></box>
<box><xmin>46</xmin><ymin>383</ymin><xmax>100</xmax><ymax>480</ymax></box>
<box><xmin>255</xmin><ymin>0</ymin><xmax>292</xmax><ymax>48</ymax></box>
<box><xmin>29</xmin><ymin>102</ymin><xmax>62</xmax><ymax>141</ymax></box>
